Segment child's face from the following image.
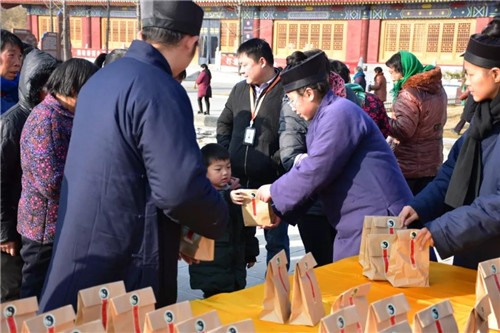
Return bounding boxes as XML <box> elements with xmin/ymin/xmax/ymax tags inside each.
<box><xmin>206</xmin><ymin>159</ymin><xmax>231</xmax><ymax>190</ymax></box>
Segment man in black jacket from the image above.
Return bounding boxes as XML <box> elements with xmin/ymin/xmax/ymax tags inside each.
<box><xmin>217</xmin><ymin>38</ymin><xmax>289</xmax><ymax>265</ymax></box>
<box><xmin>0</xmin><ymin>49</ymin><xmax>58</xmax><ymax>301</ymax></box>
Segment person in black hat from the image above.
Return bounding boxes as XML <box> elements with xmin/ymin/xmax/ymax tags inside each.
<box><xmin>38</xmin><ymin>0</ymin><xmax>229</xmax><ymax>312</ymax></box>
<box><xmin>256</xmin><ymin>51</ymin><xmax>412</xmax><ymax>262</ymax></box>
<box><xmin>400</xmin><ymin>18</ymin><xmax>500</xmax><ymax>270</ymax></box>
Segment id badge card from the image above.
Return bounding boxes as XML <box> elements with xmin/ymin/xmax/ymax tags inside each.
<box><xmin>243</xmin><ymin>126</ymin><xmax>256</xmax><ymax>146</ymax></box>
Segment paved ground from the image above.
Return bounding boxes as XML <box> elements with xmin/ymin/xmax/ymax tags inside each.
<box><xmin>176</xmin><ymin>65</ymin><xmax>459</xmax><ymax>302</ymax></box>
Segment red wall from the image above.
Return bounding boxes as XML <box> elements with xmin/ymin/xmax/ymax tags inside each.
<box><xmin>82</xmin><ymin>16</ymin><xmax>91</xmax><ymax>48</ymax></box>
<box><xmin>90</xmin><ymin>17</ymin><xmax>101</xmax><ymax>50</ymax></box>
<box><xmin>259</xmin><ymin>19</ymin><xmax>273</xmax><ymax>45</ymax></box>
<box><xmin>30</xmin><ymin>15</ymin><xmax>38</xmax><ymax>40</ymax></box>
<box><xmin>366</xmin><ymin>19</ymin><xmax>381</xmax><ymax>63</ymax></box>
<box><xmin>475</xmin><ymin>17</ymin><xmax>493</xmax><ymax>33</ymax></box>
<box><xmin>345</xmin><ymin>20</ymin><xmax>363</xmax><ymax>69</ymax></box>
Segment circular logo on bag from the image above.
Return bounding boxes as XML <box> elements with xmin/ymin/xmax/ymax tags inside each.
<box><xmin>99</xmin><ymin>287</ymin><xmax>109</xmax><ymax>300</ymax></box>
<box><xmin>381</xmin><ymin>240</ymin><xmax>390</xmax><ymax>249</ymax></box>
<box><xmin>72</xmin><ymin>330</ymin><xmax>82</xmax><ymax>333</ymax></box>
<box><xmin>305</xmin><ymin>262</ymin><xmax>309</xmax><ymax>270</ymax></box>
<box><xmin>4</xmin><ymin>305</ymin><xmax>16</xmax><ymax>317</ymax></box>
<box><xmin>431</xmin><ymin>307</ymin><xmax>440</xmax><ymax>320</ymax></box>
<box><xmin>164</xmin><ymin>310</ymin><xmax>174</xmax><ymax>323</ymax></box>
<box><xmin>386</xmin><ymin>304</ymin><xmax>396</xmax><ymax>316</ymax></box>
<box><xmin>43</xmin><ymin>314</ymin><xmax>56</xmax><ymax>328</ymax></box>
<box><xmin>130</xmin><ymin>294</ymin><xmax>140</xmax><ymax>306</ymax></box>
<box><xmin>336</xmin><ymin>315</ymin><xmax>345</xmax><ymax>329</ymax></box>
<box><xmin>351</xmin><ymin>288</ymin><xmax>358</xmax><ymax>297</ymax></box>
<box><xmin>410</xmin><ymin>231</ymin><xmax>417</xmax><ymax>239</ymax></box>
<box><xmin>276</xmin><ymin>257</ymin><xmax>281</xmax><ymax>266</ymax></box>
<box><xmin>227</xmin><ymin>326</ymin><xmax>238</xmax><ymax>333</ymax></box>
<box><xmin>251</xmin><ymin>192</ymin><xmax>256</xmax><ymax>198</ymax></box>
<box><xmin>195</xmin><ymin>319</ymin><xmax>205</xmax><ymax>332</ymax></box>
<box><xmin>387</xmin><ymin>219</ymin><xmax>395</xmax><ymax>228</ymax></box>
<box><xmin>491</xmin><ymin>264</ymin><xmax>497</xmax><ymax>274</ymax></box>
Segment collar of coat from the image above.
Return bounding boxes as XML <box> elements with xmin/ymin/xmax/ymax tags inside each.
<box><xmin>402</xmin><ymin>67</ymin><xmax>443</xmax><ymax>93</ymax></box>
<box><xmin>125</xmin><ymin>40</ymin><xmax>172</xmax><ymax>76</ymax></box>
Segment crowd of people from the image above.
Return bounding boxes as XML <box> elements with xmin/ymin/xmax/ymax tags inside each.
<box><xmin>1</xmin><ymin>0</ymin><xmax>499</xmax><ymax>314</ymax></box>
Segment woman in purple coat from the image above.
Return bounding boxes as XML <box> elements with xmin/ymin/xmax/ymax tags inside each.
<box><xmin>257</xmin><ymin>51</ymin><xmax>412</xmax><ymax>261</ymax></box>
<box><xmin>195</xmin><ymin>63</ymin><xmax>212</xmax><ymax>115</ymax></box>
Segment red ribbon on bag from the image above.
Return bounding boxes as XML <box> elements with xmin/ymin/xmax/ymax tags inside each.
<box><xmin>410</xmin><ymin>239</ymin><xmax>416</xmax><ymax>267</ymax></box>
<box><xmin>278</xmin><ymin>266</ymin><xmax>288</xmax><ymax>293</ymax></box>
<box><xmin>383</xmin><ymin>248</ymin><xmax>389</xmax><ymax>273</ymax></box>
<box><xmin>494</xmin><ymin>273</ymin><xmax>500</xmax><ymax>292</ymax></box>
<box><xmin>305</xmin><ymin>271</ymin><xmax>316</xmax><ymax>299</ymax></box>
<box><xmin>251</xmin><ymin>198</ymin><xmax>257</xmax><ymax>216</ymax></box>
<box><xmin>389</xmin><ymin>227</ymin><xmax>394</xmax><ymax>234</ymax></box>
<box><xmin>7</xmin><ymin>317</ymin><xmax>16</xmax><ymax>333</ymax></box>
<box><xmin>349</xmin><ymin>297</ymin><xmax>354</xmax><ymax>306</ymax></box>
<box><xmin>168</xmin><ymin>323</ymin><xmax>175</xmax><ymax>333</ymax></box>
<box><xmin>435</xmin><ymin>320</ymin><xmax>443</xmax><ymax>333</ymax></box>
<box><xmin>47</xmin><ymin>328</ymin><xmax>55</xmax><ymax>333</ymax></box>
<box><xmin>101</xmin><ymin>299</ymin><xmax>108</xmax><ymax>329</ymax></box>
<box><xmin>390</xmin><ymin>315</ymin><xmax>396</xmax><ymax>325</ymax></box>
<box><xmin>133</xmin><ymin>305</ymin><xmax>141</xmax><ymax>333</ymax></box>
<box><xmin>187</xmin><ymin>230</ymin><xmax>194</xmax><ymax>241</ymax></box>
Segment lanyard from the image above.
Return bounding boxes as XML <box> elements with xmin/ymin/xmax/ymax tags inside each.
<box><xmin>248</xmin><ymin>75</ymin><xmax>280</xmax><ymax>127</ymax></box>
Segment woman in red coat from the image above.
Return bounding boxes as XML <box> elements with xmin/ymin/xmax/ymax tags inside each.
<box><xmin>195</xmin><ymin>64</ymin><xmax>212</xmax><ymax>115</ymax></box>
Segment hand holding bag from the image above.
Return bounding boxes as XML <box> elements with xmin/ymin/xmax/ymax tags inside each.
<box><xmin>365</xmin><ymin>293</ymin><xmax>410</xmax><ymax>333</ymax></box>
<box><xmin>143</xmin><ymin>301</ymin><xmax>193</xmax><ymax>333</ymax></box>
<box><xmin>1</xmin><ymin>296</ymin><xmax>38</xmax><ymax>333</ymax></box>
<box><xmin>476</xmin><ymin>257</ymin><xmax>500</xmax><ymax>330</ymax></box>
<box><xmin>260</xmin><ymin>250</ymin><xmax>291</xmax><ymax>324</ymax></box>
<box><xmin>330</xmin><ymin>283</ymin><xmax>371</xmax><ymax>331</ymax></box>
<box><xmin>413</xmin><ymin>300</ymin><xmax>458</xmax><ymax>333</ymax></box>
<box><xmin>320</xmin><ymin>305</ymin><xmax>362</xmax><ymax>333</ymax></box>
<box><xmin>239</xmin><ymin>189</ymin><xmax>274</xmax><ymax>227</ymax></box>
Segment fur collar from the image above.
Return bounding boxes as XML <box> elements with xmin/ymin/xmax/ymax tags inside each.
<box><xmin>403</xmin><ymin>67</ymin><xmax>443</xmax><ymax>93</ymax></box>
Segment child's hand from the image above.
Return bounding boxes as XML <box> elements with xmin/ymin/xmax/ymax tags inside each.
<box><xmin>414</xmin><ymin>227</ymin><xmax>434</xmax><ymax>250</ymax></box>
<box><xmin>230</xmin><ymin>190</ymin><xmax>246</xmax><ymax>205</ymax></box>
<box><xmin>229</xmin><ymin>177</ymin><xmax>241</xmax><ymax>190</ymax></box>
<box><xmin>247</xmin><ymin>262</ymin><xmax>256</xmax><ymax>268</ymax></box>
<box><xmin>178</xmin><ymin>252</ymin><xmax>200</xmax><ymax>265</ymax></box>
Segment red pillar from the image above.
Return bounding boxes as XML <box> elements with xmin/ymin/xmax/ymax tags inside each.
<box><xmin>253</xmin><ymin>18</ymin><xmax>260</xmax><ymax>38</ymax></box>
<box><xmin>345</xmin><ymin>20</ymin><xmax>362</xmax><ymax>69</ymax></box>
<box><xmin>359</xmin><ymin>18</ymin><xmax>369</xmax><ymax>64</ymax></box>
<box><xmin>90</xmin><ymin>17</ymin><xmax>102</xmax><ymax>50</ymax></box>
<box><xmin>258</xmin><ymin>19</ymin><xmax>273</xmax><ymax>45</ymax></box>
<box><xmin>476</xmin><ymin>17</ymin><xmax>493</xmax><ymax>33</ymax></box>
<box><xmin>82</xmin><ymin>16</ymin><xmax>91</xmax><ymax>48</ymax></box>
<box><xmin>30</xmin><ymin>15</ymin><xmax>39</xmax><ymax>40</ymax></box>
<box><xmin>366</xmin><ymin>19</ymin><xmax>381</xmax><ymax>63</ymax></box>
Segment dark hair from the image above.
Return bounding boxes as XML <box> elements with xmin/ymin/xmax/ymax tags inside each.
<box><xmin>22</xmin><ymin>42</ymin><xmax>36</xmax><ymax>57</ymax></box>
<box><xmin>201</xmin><ymin>63</ymin><xmax>211</xmax><ymax>80</ymax></box>
<box><xmin>329</xmin><ymin>60</ymin><xmax>351</xmax><ymax>83</ymax></box>
<box><xmin>482</xmin><ymin>16</ymin><xmax>500</xmax><ymax>37</ymax></box>
<box><xmin>176</xmin><ymin>69</ymin><xmax>186</xmax><ymax>81</ymax></box>
<box><xmin>374</xmin><ymin>66</ymin><xmax>383</xmax><ymax>74</ymax></box>
<box><xmin>46</xmin><ymin>58</ymin><xmax>98</xmax><ymax>97</ymax></box>
<box><xmin>141</xmin><ymin>26</ymin><xmax>185</xmax><ymax>46</ymax></box>
<box><xmin>385</xmin><ymin>53</ymin><xmax>403</xmax><ymax>75</ymax></box>
<box><xmin>25</xmin><ymin>50</ymin><xmax>60</xmax><ymax>107</ymax></box>
<box><xmin>201</xmin><ymin>143</ymin><xmax>230</xmax><ymax>167</ymax></box>
<box><xmin>286</xmin><ymin>50</ymin><xmax>330</xmax><ymax>99</ymax></box>
<box><xmin>104</xmin><ymin>49</ymin><xmax>127</xmax><ymax>66</ymax></box>
<box><xmin>94</xmin><ymin>53</ymin><xmax>108</xmax><ymax>67</ymax></box>
<box><xmin>1</xmin><ymin>29</ymin><xmax>23</xmax><ymax>52</ymax></box>
<box><xmin>237</xmin><ymin>38</ymin><xmax>274</xmax><ymax>66</ymax></box>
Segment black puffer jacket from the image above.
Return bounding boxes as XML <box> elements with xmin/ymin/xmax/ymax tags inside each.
<box><xmin>0</xmin><ymin>49</ymin><xmax>58</xmax><ymax>243</ymax></box>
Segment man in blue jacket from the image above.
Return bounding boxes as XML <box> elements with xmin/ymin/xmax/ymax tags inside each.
<box><xmin>39</xmin><ymin>0</ymin><xmax>229</xmax><ymax>311</ymax></box>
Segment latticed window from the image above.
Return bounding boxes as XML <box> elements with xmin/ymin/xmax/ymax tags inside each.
<box><xmin>38</xmin><ymin>16</ymin><xmax>82</xmax><ymax>48</ymax></box>
<box><xmin>38</xmin><ymin>16</ymin><xmax>58</xmax><ymax>40</ymax></box>
<box><xmin>101</xmin><ymin>18</ymin><xmax>136</xmax><ymax>50</ymax></box>
<box><xmin>220</xmin><ymin>20</ymin><xmax>239</xmax><ymax>53</ymax></box>
<box><xmin>273</xmin><ymin>20</ymin><xmax>346</xmax><ymax>60</ymax></box>
<box><xmin>379</xmin><ymin>19</ymin><xmax>475</xmax><ymax>65</ymax></box>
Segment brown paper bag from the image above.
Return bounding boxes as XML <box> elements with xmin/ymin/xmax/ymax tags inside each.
<box><xmin>22</xmin><ymin>304</ymin><xmax>75</xmax><ymax>333</ymax></box>
<box><xmin>179</xmin><ymin>226</ymin><xmax>214</xmax><ymax>261</ymax></box>
<box><xmin>143</xmin><ymin>301</ymin><xmax>193</xmax><ymax>333</ymax></box>
<box><xmin>476</xmin><ymin>257</ymin><xmax>500</xmax><ymax>330</ymax></box>
<box><xmin>106</xmin><ymin>287</ymin><xmax>156</xmax><ymax>333</ymax></box>
<box><xmin>206</xmin><ymin>319</ymin><xmax>255</xmax><ymax>333</ymax></box>
<box><xmin>378</xmin><ymin>321</ymin><xmax>412</xmax><ymax>333</ymax></box>
<box><xmin>174</xmin><ymin>310</ymin><xmax>221</xmax><ymax>333</ymax></box>
<box><xmin>413</xmin><ymin>300</ymin><xmax>458</xmax><ymax>333</ymax></box>
<box><xmin>363</xmin><ymin>234</ymin><xmax>397</xmax><ymax>280</ymax></box>
<box><xmin>359</xmin><ymin>216</ymin><xmax>404</xmax><ymax>269</ymax></box>
<box><xmin>260</xmin><ymin>249</ymin><xmax>290</xmax><ymax>324</ymax></box>
<box><xmin>64</xmin><ymin>320</ymin><xmax>105</xmax><ymax>333</ymax></box>
<box><xmin>464</xmin><ymin>295</ymin><xmax>491</xmax><ymax>333</ymax></box>
<box><xmin>330</xmin><ymin>283</ymin><xmax>371</xmax><ymax>331</ymax></box>
<box><xmin>1</xmin><ymin>296</ymin><xmax>38</xmax><ymax>333</ymax></box>
<box><xmin>239</xmin><ymin>189</ymin><xmax>274</xmax><ymax>227</ymax></box>
<box><xmin>365</xmin><ymin>293</ymin><xmax>410</xmax><ymax>333</ymax></box>
<box><xmin>75</xmin><ymin>281</ymin><xmax>126</xmax><ymax>327</ymax></box>
<box><xmin>387</xmin><ymin>229</ymin><xmax>429</xmax><ymax>287</ymax></box>
<box><xmin>320</xmin><ymin>305</ymin><xmax>362</xmax><ymax>333</ymax></box>
<box><xmin>289</xmin><ymin>252</ymin><xmax>324</xmax><ymax>326</ymax></box>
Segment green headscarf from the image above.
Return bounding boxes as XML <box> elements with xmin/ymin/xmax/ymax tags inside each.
<box><xmin>345</xmin><ymin>83</ymin><xmax>366</xmax><ymax>106</ymax></box>
<box><xmin>391</xmin><ymin>51</ymin><xmax>435</xmax><ymax>101</ymax></box>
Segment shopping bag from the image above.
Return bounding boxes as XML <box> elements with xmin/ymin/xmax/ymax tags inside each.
<box><xmin>260</xmin><ymin>249</ymin><xmax>291</xmax><ymax>324</ymax></box>
<box><xmin>289</xmin><ymin>252</ymin><xmax>324</xmax><ymax>326</ymax></box>
<box><xmin>359</xmin><ymin>216</ymin><xmax>404</xmax><ymax>269</ymax></box>
<box><xmin>320</xmin><ymin>305</ymin><xmax>362</xmax><ymax>333</ymax></box>
<box><xmin>330</xmin><ymin>283</ymin><xmax>371</xmax><ymax>331</ymax></box>
<box><xmin>363</xmin><ymin>234</ymin><xmax>397</xmax><ymax>280</ymax></box>
<box><xmin>75</xmin><ymin>281</ymin><xmax>126</xmax><ymax>327</ymax></box>
<box><xmin>413</xmin><ymin>299</ymin><xmax>458</xmax><ymax>333</ymax></box>
<box><xmin>206</xmin><ymin>319</ymin><xmax>255</xmax><ymax>333</ymax></box>
<box><xmin>464</xmin><ymin>295</ymin><xmax>491</xmax><ymax>333</ymax></box>
<box><xmin>106</xmin><ymin>287</ymin><xmax>156</xmax><ymax>333</ymax></box>
<box><xmin>365</xmin><ymin>293</ymin><xmax>410</xmax><ymax>332</ymax></box>
<box><xmin>22</xmin><ymin>304</ymin><xmax>75</xmax><ymax>333</ymax></box>
<box><xmin>64</xmin><ymin>319</ymin><xmax>105</xmax><ymax>333</ymax></box>
<box><xmin>238</xmin><ymin>189</ymin><xmax>274</xmax><ymax>227</ymax></box>
<box><xmin>386</xmin><ymin>229</ymin><xmax>429</xmax><ymax>287</ymax></box>
<box><xmin>143</xmin><ymin>301</ymin><xmax>193</xmax><ymax>333</ymax></box>
<box><xmin>1</xmin><ymin>296</ymin><xmax>38</xmax><ymax>333</ymax></box>
<box><xmin>175</xmin><ymin>310</ymin><xmax>221</xmax><ymax>333</ymax></box>
<box><xmin>378</xmin><ymin>321</ymin><xmax>412</xmax><ymax>333</ymax></box>
<box><xmin>180</xmin><ymin>226</ymin><xmax>214</xmax><ymax>261</ymax></box>
<box><xmin>476</xmin><ymin>257</ymin><xmax>500</xmax><ymax>330</ymax></box>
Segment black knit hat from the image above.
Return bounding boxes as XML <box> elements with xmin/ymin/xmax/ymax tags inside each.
<box><xmin>462</xmin><ymin>33</ymin><xmax>500</xmax><ymax>68</ymax></box>
<box><xmin>280</xmin><ymin>51</ymin><xmax>329</xmax><ymax>93</ymax></box>
<box><xmin>141</xmin><ymin>0</ymin><xmax>204</xmax><ymax>36</ymax></box>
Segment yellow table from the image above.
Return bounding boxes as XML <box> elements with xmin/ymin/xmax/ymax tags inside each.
<box><xmin>190</xmin><ymin>256</ymin><xmax>477</xmax><ymax>332</ymax></box>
